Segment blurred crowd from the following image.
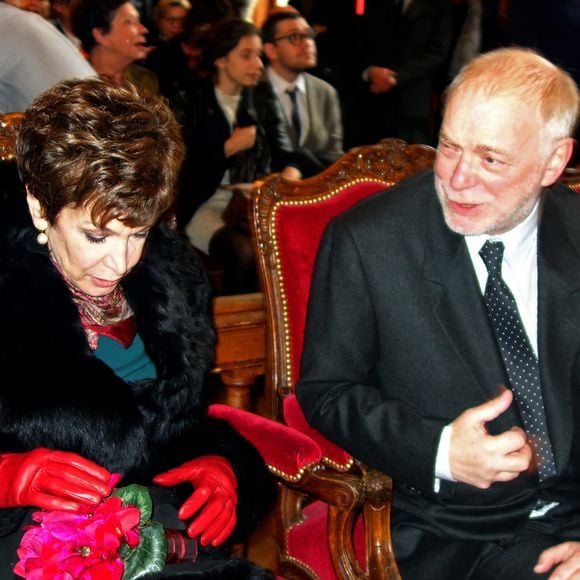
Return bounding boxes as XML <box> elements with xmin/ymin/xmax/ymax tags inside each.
<box><xmin>1</xmin><ymin>0</ymin><xmax>579</xmax><ymax>294</ymax></box>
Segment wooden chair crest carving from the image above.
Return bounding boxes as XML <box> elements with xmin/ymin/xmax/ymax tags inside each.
<box><xmin>0</xmin><ymin>112</ymin><xmax>24</xmax><ymax>161</ymax></box>
<box><xmin>250</xmin><ymin>138</ymin><xmax>436</xmax><ymax>579</ymax></box>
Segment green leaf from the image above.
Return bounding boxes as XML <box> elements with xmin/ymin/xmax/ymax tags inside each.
<box><xmin>112</xmin><ymin>484</ymin><xmax>154</xmax><ymax>524</ymax></box>
<box><xmin>122</xmin><ymin>522</ymin><xmax>168</xmax><ymax>580</ymax></box>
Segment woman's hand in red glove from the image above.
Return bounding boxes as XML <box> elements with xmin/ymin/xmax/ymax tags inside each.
<box><xmin>153</xmin><ymin>455</ymin><xmax>238</xmax><ymax>547</ymax></box>
<box><xmin>0</xmin><ymin>448</ymin><xmax>113</xmax><ymax>512</ymax></box>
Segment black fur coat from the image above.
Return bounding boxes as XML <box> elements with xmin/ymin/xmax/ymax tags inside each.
<box><xmin>0</xmin><ymin>221</ymin><xmax>276</xmax><ymax>578</ymax></box>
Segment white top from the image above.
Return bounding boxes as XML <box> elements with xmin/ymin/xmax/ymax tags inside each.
<box><xmin>0</xmin><ymin>3</ymin><xmax>95</xmax><ymax>113</ymax></box>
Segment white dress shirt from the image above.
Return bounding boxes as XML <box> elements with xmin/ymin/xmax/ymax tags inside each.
<box><xmin>435</xmin><ymin>201</ymin><xmax>541</xmax><ymax>485</ymax></box>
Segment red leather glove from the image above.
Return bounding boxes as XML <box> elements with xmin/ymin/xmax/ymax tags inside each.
<box><xmin>0</xmin><ymin>448</ymin><xmax>113</xmax><ymax>512</ymax></box>
<box><xmin>153</xmin><ymin>455</ymin><xmax>237</xmax><ymax>547</ymax></box>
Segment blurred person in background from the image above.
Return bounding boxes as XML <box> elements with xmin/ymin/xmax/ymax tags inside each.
<box><xmin>72</xmin><ymin>0</ymin><xmax>159</xmax><ymax>93</ymax></box>
<box><xmin>149</xmin><ymin>0</ymin><xmax>190</xmax><ymax>45</ymax></box>
<box><xmin>261</xmin><ymin>9</ymin><xmax>343</xmax><ymax>178</ymax></box>
<box><xmin>170</xmin><ymin>18</ymin><xmax>302</xmax><ymax>294</ymax></box>
<box><xmin>50</xmin><ymin>0</ymin><xmax>84</xmax><ymax>52</ymax></box>
<box><xmin>0</xmin><ymin>0</ymin><xmax>94</xmax><ymax>112</ymax></box>
<box><xmin>143</xmin><ymin>0</ymin><xmax>235</xmax><ymax>97</ymax></box>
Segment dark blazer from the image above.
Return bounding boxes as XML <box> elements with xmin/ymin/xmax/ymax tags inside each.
<box><xmin>0</xmin><ymin>220</ymin><xmax>276</xmax><ymax>576</ymax></box>
<box><xmin>297</xmin><ymin>171</ymin><xmax>580</xmax><ymax>549</ymax></box>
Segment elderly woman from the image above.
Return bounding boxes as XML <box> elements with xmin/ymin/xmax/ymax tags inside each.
<box><xmin>72</xmin><ymin>0</ymin><xmax>159</xmax><ymax>93</ymax></box>
<box><xmin>0</xmin><ymin>77</ymin><xmax>275</xmax><ymax>578</ymax></box>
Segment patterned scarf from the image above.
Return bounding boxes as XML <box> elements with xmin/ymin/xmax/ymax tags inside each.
<box><xmin>51</xmin><ymin>255</ymin><xmax>136</xmax><ymax>350</ymax></box>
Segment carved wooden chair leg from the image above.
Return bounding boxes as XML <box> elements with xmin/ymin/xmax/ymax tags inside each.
<box><xmin>363</xmin><ymin>470</ymin><xmax>401</xmax><ymax>579</ymax></box>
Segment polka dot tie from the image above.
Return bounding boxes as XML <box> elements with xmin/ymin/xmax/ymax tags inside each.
<box><xmin>479</xmin><ymin>240</ymin><xmax>557</xmax><ymax>481</ymax></box>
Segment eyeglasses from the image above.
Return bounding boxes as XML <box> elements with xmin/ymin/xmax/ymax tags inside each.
<box><xmin>272</xmin><ymin>30</ymin><xmax>317</xmax><ymax>45</ymax></box>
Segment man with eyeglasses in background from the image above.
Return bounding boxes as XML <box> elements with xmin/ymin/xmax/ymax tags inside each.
<box><xmin>260</xmin><ymin>9</ymin><xmax>343</xmax><ymax>178</ymax></box>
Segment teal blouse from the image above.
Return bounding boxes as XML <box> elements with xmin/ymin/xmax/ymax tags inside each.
<box><xmin>94</xmin><ymin>334</ymin><xmax>157</xmax><ymax>381</ymax></box>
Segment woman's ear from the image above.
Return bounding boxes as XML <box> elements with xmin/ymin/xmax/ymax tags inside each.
<box><xmin>214</xmin><ymin>56</ymin><xmax>226</xmax><ymax>72</ymax></box>
<box><xmin>92</xmin><ymin>27</ymin><xmax>108</xmax><ymax>46</ymax></box>
<box><xmin>25</xmin><ymin>189</ymin><xmax>48</xmax><ymax>231</ymax></box>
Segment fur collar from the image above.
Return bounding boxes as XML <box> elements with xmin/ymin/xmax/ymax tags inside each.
<box><xmin>0</xmin><ymin>223</ymin><xmax>216</xmax><ymax>475</ymax></box>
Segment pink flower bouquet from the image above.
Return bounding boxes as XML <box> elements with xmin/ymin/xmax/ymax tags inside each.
<box><xmin>14</xmin><ymin>484</ymin><xmax>169</xmax><ymax>580</ymax></box>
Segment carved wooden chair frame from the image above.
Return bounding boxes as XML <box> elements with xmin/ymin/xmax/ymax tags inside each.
<box><xmin>250</xmin><ymin>138</ymin><xmax>437</xmax><ymax>579</ymax></box>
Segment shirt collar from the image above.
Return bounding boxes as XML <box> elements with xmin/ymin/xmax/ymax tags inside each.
<box><xmin>267</xmin><ymin>67</ymin><xmax>306</xmax><ymax>94</ymax></box>
<box><xmin>464</xmin><ymin>200</ymin><xmax>540</xmax><ymax>265</ymax></box>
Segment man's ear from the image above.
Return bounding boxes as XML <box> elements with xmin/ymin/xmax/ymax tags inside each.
<box><xmin>262</xmin><ymin>42</ymin><xmax>277</xmax><ymax>61</ymax></box>
<box><xmin>25</xmin><ymin>189</ymin><xmax>48</xmax><ymax>231</ymax></box>
<box><xmin>541</xmin><ymin>137</ymin><xmax>575</xmax><ymax>186</ymax></box>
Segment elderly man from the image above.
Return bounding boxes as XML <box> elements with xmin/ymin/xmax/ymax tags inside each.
<box><xmin>297</xmin><ymin>47</ymin><xmax>580</xmax><ymax>579</ymax></box>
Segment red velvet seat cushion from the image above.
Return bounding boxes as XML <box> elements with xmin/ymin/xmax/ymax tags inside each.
<box><xmin>283</xmin><ymin>394</ymin><xmax>352</xmax><ymax>468</ymax></box>
<box><xmin>286</xmin><ymin>502</ymin><xmax>366</xmax><ymax>579</ymax></box>
<box><xmin>208</xmin><ymin>404</ymin><xmax>322</xmax><ymax>479</ymax></box>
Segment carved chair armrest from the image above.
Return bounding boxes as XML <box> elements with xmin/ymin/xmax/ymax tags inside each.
<box><xmin>283</xmin><ymin>394</ymin><xmax>353</xmax><ymax>470</ymax></box>
<box><xmin>207</xmin><ymin>404</ymin><xmax>322</xmax><ymax>481</ymax></box>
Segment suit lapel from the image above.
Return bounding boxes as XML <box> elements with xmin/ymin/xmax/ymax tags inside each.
<box><xmin>303</xmin><ymin>75</ymin><xmax>316</xmax><ymax>146</ymax></box>
<box><xmin>421</xmin><ymin>194</ymin><xmax>522</xmax><ymax>427</ymax></box>
<box><xmin>419</xmin><ymin>186</ymin><xmax>580</xmax><ymax>462</ymax></box>
<box><xmin>537</xmin><ymin>190</ymin><xmax>580</xmax><ymax>467</ymax></box>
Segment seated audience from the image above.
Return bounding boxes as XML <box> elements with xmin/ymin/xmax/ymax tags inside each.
<box><xmin>149</xmin><ymin>0</ymin><xmax>190</xmax><ymax>45</ymax></box>
<box><xmin>143</xmin><ymin>0</ymin><xmax>234</xmax><ymax>97</ymax></box>
<box><xmin>0</xmin><ymin>76</ymin><xmax>276</xmax><ymax>578</ymax></box>
<box><xmin>261</xmin><ymin>9</ymin><xmax>343</xmax><ymax>178</ymax></box>
<box><xmin>297</xmin><ymin>47</ymin><xmax>580</xmax><ymax>579</ymax></box>
<box><xmin>72</xmin><ymin>0</ymin><xmax>159</xmax><ymax>94</ymax></box>
<box><xmin>171</xmin><ymin>18</ymin><xmax>301</xmax><ymax>295</ymax></box>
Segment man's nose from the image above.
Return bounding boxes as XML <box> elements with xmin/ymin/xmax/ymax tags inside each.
<box><xmin>450</xmin><ymin>154</ymin><xmax>478</xmax><ymax>190</ymax></box>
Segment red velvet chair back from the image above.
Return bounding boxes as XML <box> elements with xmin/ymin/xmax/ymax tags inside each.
<box><xmin>252</xmin><ymin>139</ymin><xmax>437</xmax><ymax>419</ymax></box>
<box><xmin>250</xmin><ymin>140</ymin><xmax>436</xmax><ymax>579</ymax></box>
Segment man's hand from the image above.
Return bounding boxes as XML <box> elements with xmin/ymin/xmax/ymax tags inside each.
<box><xmin>368</xmin><ymin>66</ymin><xmax>398</xmax><ymax>94</ymax></box>
<box><xmin>535</xmin><ymin>542</ymin><xmax>580</xmax><ymax>579</ymax></box>
<box><xmin>0</xmin><ymin>448</ymin><xmax>113</xmax><ymax>512</ymax></box>
<box><xmin>281</xmin><ymin>166</ymin><xmax>302</xmax><ymax>181</ymax></box>
<box><xmin>449</xmin><ymin>389</ymin><xmax>532</xmax><ymax>488</ymax></box>
<box><xmin>153</xmin><ymin>455</ymin><xmax>237</xmax><ymax>547</ymax></box>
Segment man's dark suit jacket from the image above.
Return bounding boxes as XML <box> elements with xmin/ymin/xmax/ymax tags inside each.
<box><xmin>297</xmin><ymin>170</ymin><xmax>580</xmax><ymax>558</ymax></box>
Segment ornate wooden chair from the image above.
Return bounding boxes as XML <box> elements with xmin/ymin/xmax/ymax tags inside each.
<box><xmin>248</xmin><ymin>139</ymin><xmax>437</xmax><ymax>579</ymax></box>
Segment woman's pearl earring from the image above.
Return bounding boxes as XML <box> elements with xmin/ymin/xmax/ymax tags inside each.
<box><xmin>36</xmin><ymin>229</ymin><xmax>48</xmax><ymax>245</ymax></box>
